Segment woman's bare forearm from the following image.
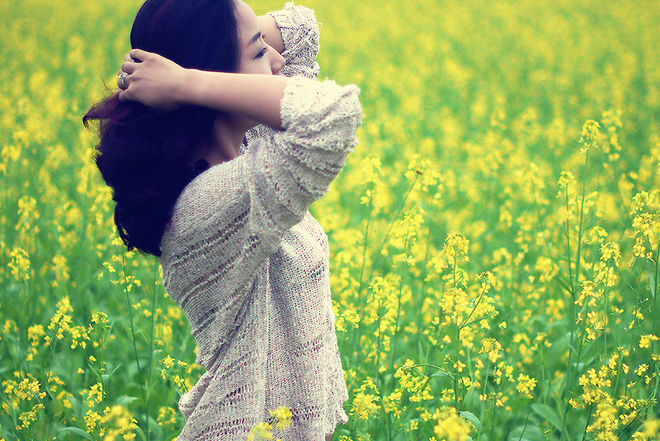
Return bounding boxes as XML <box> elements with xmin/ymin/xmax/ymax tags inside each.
<box><xmin>119</xmin><ymin>49</ymin><xmax>290</xmax><ymax>130</ymax></box>
<box><xmin>182</xmin><ymin>69</ymin><xmax>289</xmax><ymax>130</ymax></box>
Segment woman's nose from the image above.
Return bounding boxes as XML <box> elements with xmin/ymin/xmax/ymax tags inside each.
<box><xmin>271</xmin><ymin>50</ymin><xmax>285</xmax><ymax>75</ymax></box>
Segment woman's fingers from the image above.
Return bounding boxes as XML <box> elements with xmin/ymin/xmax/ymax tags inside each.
<box><xmin>117</xmin><ymin>70</ymin><xmax>128</xmax><ymax>90</ymax></box>
<box><xmin>116</xmin><ymin>51</ymin><xmax>145</xmax><ymax>98</ymax></box>
<box><xmin>129</xmin><ymin>48</ymin><xmax>146</xmax><ymax>63</ymax></box>
<box><xmin>114</xmin><ymin>49</ymin><xmax>184</xmax><ymax>110</ymax></box>
<box><xmin>121</xmin><ymin>60</ymin><xmax>137</xmax><ymax>74</ymax></box>
<box><xmin>117</xmin><ymin>88</ymin><xmax>131</xmax><ymax>102</ymax></box>
<box><xmin>121</xmin><ymin>50</ymin><xmax>146</xmax><ymax>74</ymax></box>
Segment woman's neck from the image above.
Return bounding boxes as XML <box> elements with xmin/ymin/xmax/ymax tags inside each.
<box><xmin>202</xmin><ymin>116</ymin><xmax>249</xmax><ymax>167</ymax></box>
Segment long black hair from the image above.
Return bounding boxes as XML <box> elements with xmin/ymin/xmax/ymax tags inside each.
<box><xmin>84</xmin><ymin>0</ymin><xmax>240</xmax><ymax>256</ymax></box>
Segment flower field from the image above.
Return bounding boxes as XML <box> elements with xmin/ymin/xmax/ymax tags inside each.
<box><xmin>1</xmin><ymin>0</ymin><xmax>659</xmax><ymax>439</ymax></box>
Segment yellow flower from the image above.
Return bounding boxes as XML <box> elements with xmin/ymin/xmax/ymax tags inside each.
<box><xmin>639</xmin><ymin>334</ymin><xmax>658</xmax><ymax>349</ymax></box>
<box><xmin>516</xmin><ymin>374</ymin><xmax>537</xmax><ymax>398</ymax></box>
<box><xmin>247</xmin><ymin>422</ymin><xmax>273</xmax><ymax>441</ymax></box>
<box><xmin>444</xmin><ymin>233</ymin><xmax>470</xmax><ymax>265</ymax></box>
<box><xmin>433</xmin><ymin>407</ymin><xmax>471</xmax><ymax>441</ymax></box>
<box><xmin>479</xmin><ymin>338</ymin><xmax>503</xmax><ymax>363</ymax></box>
<box><xmin>351</xmin><ymin>392</ymin><xmax>380</xmax><ymax>420</ymax></box>
<box><xmin>87</xmin><ymin>382</ymin><xmax>104</xmax><ymax>404</ymax></box>
<box><xmin>558</xmin><ymin>171</ymin><xmax>576</xmax><ymax>189</ymax></box>
<box><xmin>102</xmin><ymin>405</ymin><xmax>138</xmax><ymax>440</ymax></box>
<box><xmin>160</xmin><ymin>355</ymin><xmax>175</xmax><ymax>369</ymax></box>
<box><xmin>18</xmin><ymin>403</ymin><xmax>44</xmax><ymax>430</ymax></box>
<box><xmin>643</xmin><ymin>417</ymin><xmax>660</xmax><ymax>438</ymax></box>
<box><xmin>453</xmin><ymin>360</ymin><xmax>466</xmax><ymax>373</ymax></box>
<box><xmin>269</xmin><ymin>406</ymin><xmax>292</xmax><ymax>430</ymax></box>
<box><xmin>579</xmin><ymin>120</ymin><xmax>601</xmax><ymax>152</ymax></box>
<box><xmin>92</xmin><ymin>311</ymin><xmax>109</xmax><ymax>324</ymax></box>
<box><xmin>8</xmin><ymin>247</ymin><xmax>30</xmax><ymax>281</ymax></box>
<box><xmin>157</xmin><ymin>407</ymin><xmax>178</xmax><ymax>426</ymax></box>
<box><xmin>85</xmin><ymin>410</ymin><xmax>105</xmax><ymax>431</ymax></box>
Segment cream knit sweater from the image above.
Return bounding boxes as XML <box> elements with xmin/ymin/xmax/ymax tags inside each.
<box><xmin>159</xmin><ymin>4</ymin><xmax>362</xmax><ymax>440</ymax></box>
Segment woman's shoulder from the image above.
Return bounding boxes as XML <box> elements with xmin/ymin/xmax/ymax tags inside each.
<box><xmin>165</xmin><ymin>157</ymin><xmax>249</xmax><ymax>238</ymax></box>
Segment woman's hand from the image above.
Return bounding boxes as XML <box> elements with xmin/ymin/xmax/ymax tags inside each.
<box><xmin>117</xmin><ymin>49</ymin><xmax>188</xmax><ymax>111</ymax></box>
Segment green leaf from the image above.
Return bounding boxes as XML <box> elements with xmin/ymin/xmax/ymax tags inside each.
<box><xmin>56</xmin><ymin>427</ymin><xmax>95</xmax><ymax>440</ymax></box>
<box><xmin>134</xmin><ymin>425</ymin><xmax>148</xmax><ymax>441</ymax></box>
<box><xmin>430</xmin><ymin>371</ymin><xmax>453</xmax><ymax>379</ymax></box>
<box><xmin>117</xmin><ymin>395</ymin><xmax>140</xmax><ymax>406</ymax></box>
<box><xmin>650</xmin><ymin>275</ymin><xmax>656</xmax><ymax>299</ymax></box>
<box><xmin>508</xmin><ymin>425</ymin><xmax>545</xmax><ymax>441</ymax></box>
<box><xmin>531</xmin><ymin>403</ymin><xmax>563</xmax><ymax>432</ymax></box>
<box><xmin>459</xmin><ymin>410</ymin><xmax>482</xmax><ymax>432</ymax></box>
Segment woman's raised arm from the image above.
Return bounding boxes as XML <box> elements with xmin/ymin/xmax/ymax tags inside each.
<box><xmin>118</xmin><ymin>49</ymin><xmax>289</xmax><ymax>130</ymax></box>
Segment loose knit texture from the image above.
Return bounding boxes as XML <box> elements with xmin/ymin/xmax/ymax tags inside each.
<box><xmin>159</xmin><ymin>5</ymin><xmax>362</xmax><ymax>440</ymax></box>
<box><xmin>242</xmin><ymin>3</ymin><xmax>321</xmax><ymax>150</ymax></box>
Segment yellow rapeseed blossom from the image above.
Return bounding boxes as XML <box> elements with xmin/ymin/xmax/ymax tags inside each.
<box><xmin>2</xmin><ymin>0</ymin><xmax>660</xmax><ymax>438</ymax></box>
<box><xmin>85</xmin><ymin>410</ymin><xmax>105</xmax><ymax>431</ymax></box>
<box><xmin>639</xmin><ymin>334</ymin><xmax>658</xmax><ymax>349</ymax></box>
<box><xmin>51</xmin><ymin>254</ymin><xmax>70</xmax><ymax>287</ymax></box>
<box><xmin>247</xmin><ymin>422</ymin><xmax>273</xmax><ymax>441</ymax></box>
<box><xmin>351</xmin><ymin>392</ymin><xmax>380</xmax><ymax>420</ymax></box>
<box><xmin>8</xmin><ymin>247</ymin><xmax>30</xmax><ymax>281</ymax></box>
<box><xmin>157</xmin><ymin>406</ymin><xmax>178</xmax><ymax>426</ymax></box>
<box><xmin>269</xmin><ymin>406</ymin><xmax>292</xmax><ymax>430</ymax></box>
<box><xmin>479</xmin><ymin>338</ymin><xmax>503</xmax><ymax>364</ymax></box>
<box><xmin>432</xmin><ymin>407</ymin><xmax>472</xmax><ymax>441</ymax></box>
<box><xmin>15</xmin><ymin>195</ymin><xmax>40</xmax><ymax>233</ymax></box>
<box><xmin>443</xmin><ymin>233</ymin><xmax>470</xmax><ymax>266</ymax></box>
<box><xmin>586</xmin><ymin>402</ymin><xmax>618</xmax><ymax>440</ymax></box>
<box><xmin>643</xmin><ymin>417</ymin><xmax>660</xmax><ymax>439</ymax></box>
<box><xmin>516</xmin><ymin>374</ymin><xmax>537</xmax><ymax>398</ymax></box>
<box><xmin>101</xmin><ymin>405</ymin><xmax>138</xmax><ymax>441</ymax></box>
<box><xmin>161</xmin><ymin>355</ymin><xmax>175</xmax><ymax>369</ymax></box>
<box><xmin>87</xmin><ymin>382</ymin><xmax>104</xmax><ymax>404</ymax></box>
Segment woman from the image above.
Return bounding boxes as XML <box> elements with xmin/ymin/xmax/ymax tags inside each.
<box><xmin>84</xmin><ymin>0</ymin><xmax>362</xmax><ymax>439</ymax></box>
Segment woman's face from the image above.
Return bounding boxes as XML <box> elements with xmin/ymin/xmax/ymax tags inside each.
<box><xmin>234</xmin><ymin>0</ymin><xmax>285</xmax><ymax>75</ymax></box>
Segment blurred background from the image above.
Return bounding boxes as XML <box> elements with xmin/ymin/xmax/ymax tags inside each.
<box><xmin>1</xmin><ymin>0</ymin><xmax>659</xmax><ymax>439</ymax></box>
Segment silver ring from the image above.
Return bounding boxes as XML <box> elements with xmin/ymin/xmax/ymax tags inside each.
<box><xmin>118</xmin><ymin>73</ymin><xmax>127</xmax><ymax>89</ymax></box>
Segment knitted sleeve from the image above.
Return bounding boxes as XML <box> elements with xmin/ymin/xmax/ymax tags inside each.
<box><xmin>243</xmin><ymin>4</ymin><xmax>321</xmax><ymax>150</ymax></box>
<box><xmin>160</xmin><ymin>76</ymin><xmax>361</xmax><ymax>368</ymax></box>
<box><xmin>267</xmin><ymin>3</ymin><xmax>320</xmax><ymax>80</ymax></box>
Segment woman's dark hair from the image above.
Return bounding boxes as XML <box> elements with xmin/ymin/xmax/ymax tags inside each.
<box><xmin>83</xmin><ymin>0</ymin><xmax>240</xmax><ymax>256</ymax></box>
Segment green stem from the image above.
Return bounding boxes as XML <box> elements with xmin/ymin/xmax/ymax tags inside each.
<box><xmin>374</xmin><ymin>294</ymin><xmax>384</xmax><ymax>384</ymax></box>
<box><xmin>368</xmin><ymin>175</ymin><xmax>419</xmax><ymax>280</ymax></box>
<box><xmin>459</xmin><ymin>287</ymin><xmax>487</xmax><ymax>330</ymax></box>
<box><xmin>122</xmin><ymin>255</ymin><xmax>148</xmax><ymax>435</ymax></box>
<box><xmin>390</xmin><ymin>231</ymin><xmax>409</xmax><ymax>370</ymax></box>
<box><xmin>517</xmin><ymin>408</ymin><xmax>531</xmax><ymax>441</ymax></box>
<box><xmin>653</xmin><ymin>243</ymin><xmax>660</xmax><ymax>400</ymax></box>
<box><xmin>580</xmin><ymin>402</ymin><xmax>594</xmax><ymax>441</ymax></box>
<box><xmin>144</xmin><ymin>263</ymin><xmax>160</xmax><ymax>441</ymax></box>
<box><xmin>351</xmin><ymin>185</ymin><xmax>373</xmax><ymax>362</ymax></box>
<box><xmin>356</xmin><ymin>176</ymin><xmax>418</xmax><ymax>374</ymax></box>
<box><xmin>454</xmin><ymin>326</ymin><xmax>460</xmax><ymax>412</ymax></box>
<box><xmin>560</xmin><ymin>150</ymin><xmax>590</xmax><ymax>441</ymax></box>
<box><xmin>416</xmin><ymin>223</ymin><xmax>432</xmax><ymax>359</ymax></box>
